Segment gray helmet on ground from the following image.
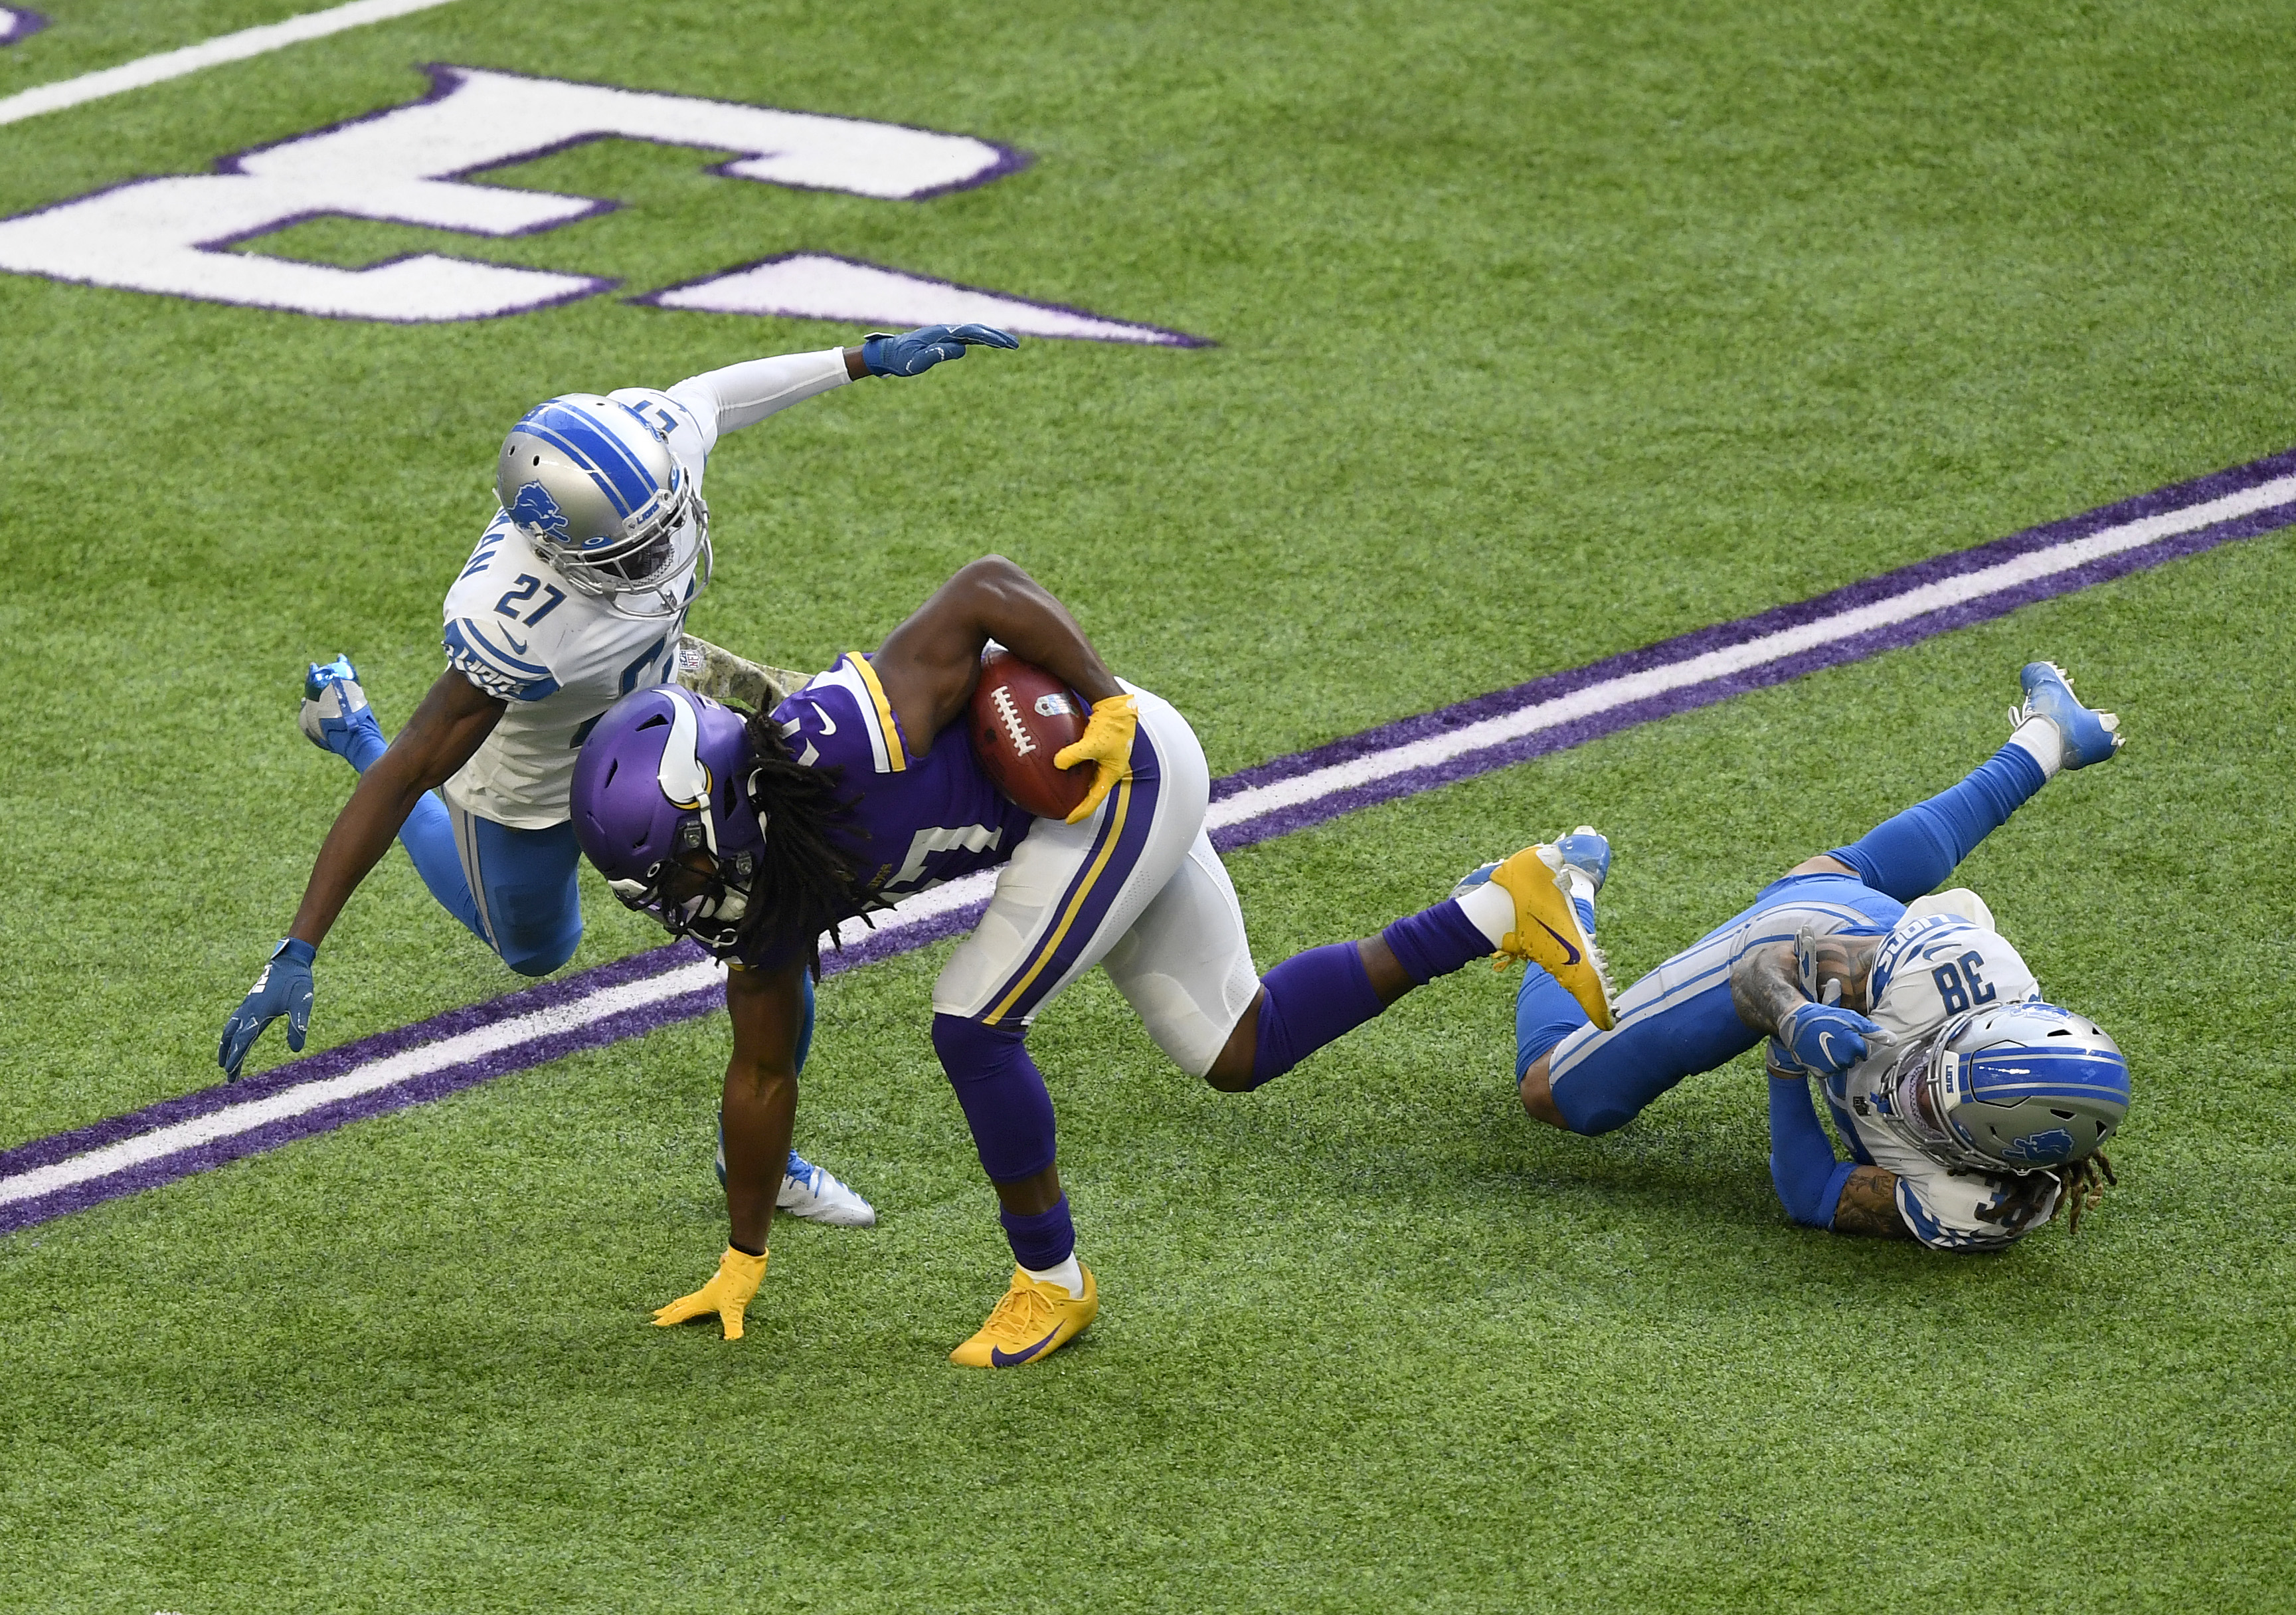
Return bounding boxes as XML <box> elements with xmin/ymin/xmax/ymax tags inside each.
<box><xmin>494</xmin><ymin>393</ymin><xmax>709</xmax><ymax>618</ymax></box>
<box><xmin>1919</xmin><ymin>1000</ymin><xmax>2130</xmax><ymax>1172</ymax></box>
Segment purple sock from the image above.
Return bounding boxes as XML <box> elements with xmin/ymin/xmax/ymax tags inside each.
<box><xmin>1251</xmin><ymin>941</ymin><xmax>1387</xmax><ymax>1089</ymax></box>
<box><xmin>1000</xmin><ymin>1194</ymin><xmax>1077</xmax><ymax>1268</ymax></box>
<box><xmin>932</xmin><ymin>1014</ymin><xmax>1057</xmax><ymax>1182</ymax></box>
<box><xmin>1380</xmin><ymin>898</ymin><xmax>1494</xmax><ymax>985</ymax></box>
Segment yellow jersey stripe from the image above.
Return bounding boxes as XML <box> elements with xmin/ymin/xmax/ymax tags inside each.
<box><xmin>986</xmin><ymin>778</ymin><xmax>1132</xmax><ymax>1022</ymax></box>
<box><xmin>843</xmin><ymin>652</ymin><xmax>907</xmax><ymax>773</ymax></box>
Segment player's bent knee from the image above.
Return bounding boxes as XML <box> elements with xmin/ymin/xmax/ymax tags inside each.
<box><xmin>501</xmin><ymin>937</ymin><xmax>578</xmax><ymax>977</ymax></box>
<box><xmin>1561</xmin><ymin>1102</ymin><xmax>1634</xmax><ymax>1136</ymax></box>
<box><xmin>497</xmin><ymin>919</ymin><xmax>582</xmax><ymax>977</ymax></box>
<box><xmin>1517</xmin><ymin>1057</ymin><xmax>1571</xmax><ymax>1130</ymax></box>
<box><xmin>1201</xmin><ymin>1006</ymin><xmax>1260</xmax><ymax>1092</ymax></box>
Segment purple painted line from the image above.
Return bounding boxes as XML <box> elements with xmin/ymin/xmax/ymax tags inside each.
<box><xmin>1214</xmin><ymin>447</ymin><xmax>2296</xmax><ymax>800</ymax></box>
<box><xmin>0</xmin><ymin>939</ymin><xmax>704</xmax><ymax>1179</ymax></box>
<box><xmin>7</xmin><ymin>448</ymin><xmax>2295</xmax><ymax>1233</ymax></box>
<box><xmin>0</xmin><ymin>984</ymin><xmax>724</xmax><ymax>1236</ymax></box>
<box><xmin>1210</xmin><ymin>496</ymin><xmax>2296</xmax><ymax>849</ymax></box>
<box><xmin>1</xmin><ymin>9</ymin><xmax>50</xmax><ymax>47</ymax></box>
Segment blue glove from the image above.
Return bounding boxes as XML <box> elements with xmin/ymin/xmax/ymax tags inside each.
<box><xmin>1773</xmin><ymin>1002</ymin><xmax>1886</xmax><ymax>1077</ymax></box>
<box><xmin>860</xmin><ymin>324</ymin><xmax>1019</xmax><ymax>377</ymax></box>
<box><xmin>219</xmin><ymin>937</ymin><xmax>316</xmax><ymax>1080</ymax></box>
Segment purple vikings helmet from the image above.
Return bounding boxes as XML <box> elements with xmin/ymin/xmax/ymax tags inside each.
<box><xmin>571</xmin><ymin>686</ymin><xmax>762</xmax><ymax>948</ymax></box>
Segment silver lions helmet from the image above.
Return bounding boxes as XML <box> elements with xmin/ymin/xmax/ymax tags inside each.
<box><xmin>494</xmin><ymin>394</ymin><xmax>709</xmax><ymax>617</ymax></box>
<box><xmin>1919</xmin><ymin>1000</ymin><xmax>2130</xmax><ymax>1173</ymax></box>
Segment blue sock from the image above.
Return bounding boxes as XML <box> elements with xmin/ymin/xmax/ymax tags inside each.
<box><xmin>1515</xmin><ymin>967</ymin><xmax>1591</xmax><ymax>1080</ymax></box>
<box><xmin>337</xmin><ymin>721</ymin><xmax>388</xmax><ymax>773</ymax></box>
<box><xmin>1829</xmin><ymin>743</ymin><xmax>2048</xmax><ymax>902</ymax></box>
<box><xmin>397</xmin><ymin>791</ymin><xmax>488</xmax><ymax>944</ymax></box>
<box><xmin>1251</xmin><ymin>942</ymin><xmax>1387</xmax><ymax>1089</ymax></box>
<box><xmin>1000</xmin><ymin>1193</ymin><xmax>1077</xmax><ymax>1269</ymax></box>
<box><xmin>932</xmin><ymin>1014</ymin><xmax>1059</xmax><ymax>1183</ymax></box>
<box><xmin>1379</xmin><ymin>898</ymin><xmax>1493</xmax><ymax>985</ymax></box>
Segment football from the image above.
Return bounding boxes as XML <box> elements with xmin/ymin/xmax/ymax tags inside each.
<box><xmin>969</xmin><ymin>648</ymin><xmax>1091</xmax><ymax>820</ymax></box>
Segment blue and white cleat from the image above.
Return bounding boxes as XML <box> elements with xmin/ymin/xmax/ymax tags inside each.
<box><xmin>778</xmin><ymin>1151</ymin><xmax>877</xmax><ymax>1226</ymax></box>
<box><xmin>1551</xmin><ymin>826</ymin><xmax>1612</xmax><ymax>896</ymax></box>
<box><xmin>298</xmin><ymin>654</ymin><xmax>383</xmax><ymax>764</ymax></box>
<box><xmin>715</xmin><ymin>1119</ymin><xmax>878</xmax><ymax>1226</ymax></box>
<box><xmin>2016</xmin><ymin>662</ymin><xmax>2123</xmax><ymax>770</ymax></box>
<box><xmin>1449</xmin><ymin>860</ymin><xmax>1502</xmax><ymax>902</ymax></box>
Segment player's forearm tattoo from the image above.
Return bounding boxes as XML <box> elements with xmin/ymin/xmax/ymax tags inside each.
<box><xmin>1731</xmin><ymin>943</ymin><xmax>1805</xmax><ymax>1036</ymax></box>
<box><xmin>1800</xmin><ymin>932</ymin><xmax>1876</xmax><ymax>1012</ymax></box>
<box><xmin>1730</xmin><ymin>933</ymin><xmax>1878</xmax><ymax>1034</ymax></box>
<box><xmin>1830</xmin><ymin>1167</ymin><xmax>1913</xmax><ymax>1240</ymax></box>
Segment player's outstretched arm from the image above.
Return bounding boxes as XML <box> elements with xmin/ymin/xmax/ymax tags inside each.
<box><xmin>653</xmin><ymin>961</ymin><xmax>806</xmax><ymax>1341</ymax></box>
<box><xmin>663</xmin><ymin>326</ymin><xmax>1018</xmax><ymax>447</ymax></box>
<box><xmin>1767</xmin><ymin>1064</ymin><xmax>1910</xmax><ymax>1240</ymax></box>
<box><xmin>217</xmin><ymin>668</ymin><xmax>503</xmax><ymax>1078</ymax></box>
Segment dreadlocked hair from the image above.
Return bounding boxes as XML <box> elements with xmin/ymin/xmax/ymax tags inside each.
<box><xmin>2046</xmin><ymin>1150</ymin><xmax>2117</xmax><ymax>1236</ymax></box>
<box><xmin>731</xmin><ymin>704</ymin><xmax>868</xmax><ymax>979</ymax></box>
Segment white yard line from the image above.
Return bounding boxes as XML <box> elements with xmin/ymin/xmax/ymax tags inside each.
<box><xmin>5</xmin><ymin>471</ymin><xmax>2286</xmax><ymax>1206</ymax></box>
<box><xmin>0</xmin><ymin>958</ymin><xmax>721</xmax><ymax>1205</ymax></box>
<box><xmin>0</xmin><ymin>0</ymin><xmax>466</xmax><ymax>128</ymax></box>
<box><xmin>1205</xmin><ymin>475</ymin><xmax>2296</xmax><ymax>828</ymax></box>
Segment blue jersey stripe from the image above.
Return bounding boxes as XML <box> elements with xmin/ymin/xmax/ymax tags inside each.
<box><xmin>450</xmin><ymin>617</ymin><xmax>553</xmax><ymax>677</ymax></box>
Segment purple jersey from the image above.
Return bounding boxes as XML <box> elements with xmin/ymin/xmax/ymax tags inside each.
<box><xmin>747</xmin><ymin>654</ymin><xmax>1033</xmax><ymax>957</ymax></box>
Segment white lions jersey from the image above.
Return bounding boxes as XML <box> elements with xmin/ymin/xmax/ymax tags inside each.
<box><xmin>1820</xmin><ymin>892</ymin><xmax>2058</xmax><ymax>1251</ymax></box>
<box><xmin>439</xmin><ymin>352</ymin><xmax>849</xmax><ymax>826</ymax></box>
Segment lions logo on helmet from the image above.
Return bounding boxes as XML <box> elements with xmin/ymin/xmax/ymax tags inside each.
<box><xmin>507</xmin><ymin>480</ymin><xmax>572</xmax><ymax>542</ymax></box>
<box><xmin>1922</xmin><ymin>1000</ymin><xmax>2130</xmax><ymax>1173</ymax></box>
<box><xmin>495</xmin><ymin>393</ymin><xmax>711</xmax><ymax>618</ymax></box>
<box><xmin>1999</xmin><ymin>1127</ymin><xmax>2077</xmax><ymax>1166</ymax></box>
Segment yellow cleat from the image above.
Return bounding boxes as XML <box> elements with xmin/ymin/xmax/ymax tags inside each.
<box><xmin>949</xmin><ymin>1265</ymin><xmax>1099</xmax><ymax>1368</ymax></box>
<box><xmin>1487</xmin><ymin>843</ymin><xmax>1617</xmax><ymax>1031</ymax></box>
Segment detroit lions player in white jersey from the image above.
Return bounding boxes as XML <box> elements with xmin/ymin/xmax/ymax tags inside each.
<box><xmin>218</xmin><ymin>324</ymin><xmax>1019</xmax><ymax>1225</ymax></box>
<box><xmin>1494</xmin><ymin>662</ymin><xmax>2130</xmax><ymax>1250</ymax></box>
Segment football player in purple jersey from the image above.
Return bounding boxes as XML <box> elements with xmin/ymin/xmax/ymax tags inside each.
<box><xmin>1493</xmin><ymin>663</ymin><xmax>2130</xmax><ymax>1250</ymax></box>
<box><xmin>569</xmin><ymin>556</ymin><xmax>1616</xmax><ymax>1363</ymax></box>
<box><xmin>217</xmin><ymin>325</ymin><xmax>1017</xmax><ymax>1226</ymax></box>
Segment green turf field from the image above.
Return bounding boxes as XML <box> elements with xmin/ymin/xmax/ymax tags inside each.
<box><xmin>4</xmin><ymin>0</ymin><xmax>2294</xmax><ymax>1608</ymax></box>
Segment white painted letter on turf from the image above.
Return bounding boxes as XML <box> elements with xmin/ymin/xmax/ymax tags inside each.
<box><xmin>636</xmin><ymin>252</ymin><xmax>1205</xmax><ymax>345</ymax></box>
<box><xmin>0</xmin><ymin>66</ymin><xmax>1017</xmax><ymax>322</ymax></box>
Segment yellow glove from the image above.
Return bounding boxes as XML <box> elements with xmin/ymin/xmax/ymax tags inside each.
<box><xmin>1053</xmin><ymin>694</ymin><xmax>1140</xmax><ymax>824</ymax></box>
<box><xmin>652</xmin><ymin>1246</ymin><xmax>768</xmax><ymax>1340</ymax></box>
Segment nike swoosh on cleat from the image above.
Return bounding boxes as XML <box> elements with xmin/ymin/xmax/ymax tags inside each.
<box><xmin>990</xmin><ymin>1325</ymin><xmax>1062</xmax><ymax>1367</ymax></box>
<box><xmin>1536</xmin><ymin>918</ymin><xmax>1582</xmax><ymax>967</ymax></box>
